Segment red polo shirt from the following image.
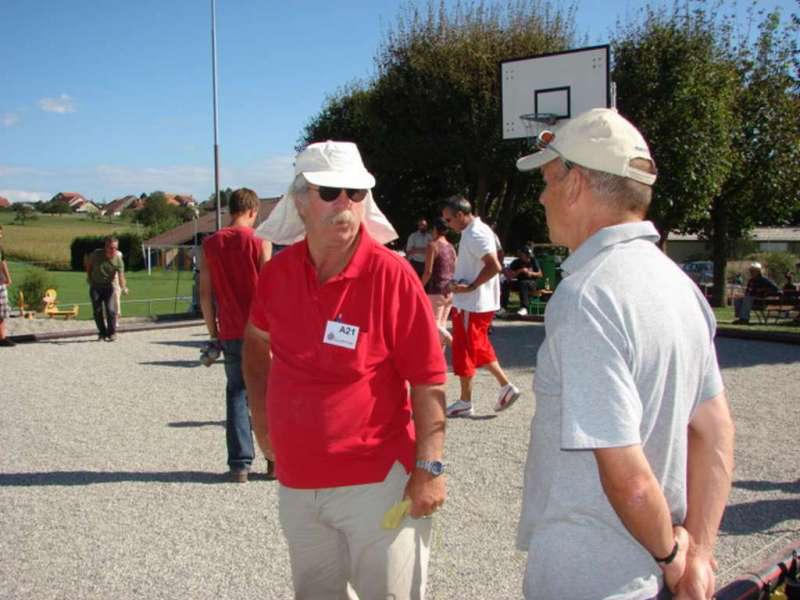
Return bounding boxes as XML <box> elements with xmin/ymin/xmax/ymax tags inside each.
<box><xmin>202</xmin><ymin>226</ymin><xmax>262</xmax><ymax>340</ymax></box>
<box><xmin>249</xmin><ymin>226</ymin><xmax>447</xmax><ymax>489</ymax></box>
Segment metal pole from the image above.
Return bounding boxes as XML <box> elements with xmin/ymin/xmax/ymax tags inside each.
<box><xmin>211</xmin><ymin>0</ymin><xmax>222</xmax><ymax>231</ymax></box>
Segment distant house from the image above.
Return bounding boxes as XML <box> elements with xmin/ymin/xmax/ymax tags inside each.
<box><xmin>141</xmin><ymin>197</ymin><xmax>279</xmax><ymax>273</ymax></box>
<box><xmin>102</xmin><ymin>195</ymin><xmax>141</xmax><ymax>217</ymax></box>
<box><xmin>667</xmin><ymin>227</ymin><xmax>800</xmax><ymax>263</ymax></box>
<box><xmin>0</xmin><ymin>196</ymin><xmax>11</xmax><ymax>208</ymax></box>
<box><xmin>51</xmin><ymin>192</ymin><xmax>89</xmax><ymax>211</ymax></box>
<box><xmin>164</xmin><ymin>193</ymin><xmax>197</xmax><ymax>208</ymax></box>
<box><xmin>75</xmin><ymin>201</ymin><xmax>100</xmax><ymax>214</ymax></box>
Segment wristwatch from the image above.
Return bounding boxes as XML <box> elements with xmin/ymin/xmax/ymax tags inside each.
<box><xmin>416</xmin><ymin>459</ymin><xmax>445</xmax><ymax>476</ymax></box>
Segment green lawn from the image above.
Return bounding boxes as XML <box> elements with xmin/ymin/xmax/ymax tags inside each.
<box><xmin>7</xmin><ymin>260</ymin><xmax>195</xmax><ymax>320</ymax></box>
<box><xmin>0</xmin><ymin>211</ymin><xmax>139</xmax><ymax>268</ymax></box>
<box><xmin>713</xmin><ymin>305</ymin><xmax>800</xmax><ymax>333</ymax></box>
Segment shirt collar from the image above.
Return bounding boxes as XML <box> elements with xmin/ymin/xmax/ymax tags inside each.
<box><xmin>561</xmin><ymin>221</ymin><xmax>660</xmax><ymax>276</ymax></box>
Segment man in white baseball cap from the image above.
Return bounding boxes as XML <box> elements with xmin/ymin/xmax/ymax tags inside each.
<box><xmin>733</xmin><ymin>261</ymin><xmax>779</xmax><ymax>324</ymax></box>
<box><xmin>514</xmin><ymin>108</ymin><xmax>734</xmax><ymax>600</ymax></box>
<box><xmin>244</xmin><ymin>141</ymin><xmax>448</xmax><ymax>599</ymax></box>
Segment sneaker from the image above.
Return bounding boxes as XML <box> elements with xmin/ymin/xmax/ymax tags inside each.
<box><xmin>495</xmin><ymin>308</ymin><xmax>508</xmax><ymax>317</ymax></box>
<box><xmin>228</xmin><ymin>468</ymin><xmax>249</xmax><ymax>484</ymax></box>
<box><xmin>97</xmin><ymin>334</ymin><xmax>106</xmax><ymax>342</ymax></box>
<box><xmin>495</xmin><ymin>383</ymin><xmax>521</xmax><ymax>412</ymax></box>
<box><xmin>516</xmin><ymin>307</ymin><xmax>528</xmax><ymax>316</ymax></box>
<box><xmin>437</xmin><ymin>324</ymin><xmax>453</xmax><ymax>346</ymax></box>
<box><xmin>106</xmin><ymin>334</ymin><xmax>118</xmax><ymax>342</ymax></box>
<box><xmin>446</xmin><ymin>399</ymin><xmax>474</xmax><ymax>418</ymax></box>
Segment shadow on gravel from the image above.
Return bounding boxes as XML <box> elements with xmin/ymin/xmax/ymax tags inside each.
<box><xmin>0</xmin><ymin>470</ymin><xmax>241</xmax><ymax>486</ymax></box>
<box><xmin>168</xmin><ymin>420</ymin><xmax>225</xmax><ymax>428</ymax></box>
<box><xmin>715</xmin><ymin>337</ymin><xmax>800</xmax><ymax>368</ymax></box>
<box><xmin>733</xmin><ymin>479</ymin><xmax>800</xmax><ymax>494</ymax></box>
<box><xmin>720</xmin><ymin>497</ymin><xmax>800</xmax><ymax>535</ymax></box>
<box><xmin>138</xmin><ymin>360</ymin><xmax>202</xmax><ymax>368</ymax></box>
<box><xmin>151</xmin><ymin>340</ymin><xmax>206</xmax><ymax>348</ymax></box>
<box><xmin>488</xmin><ymin>323</ymin><xmax>544</xmax><ymax>370</ymax></box>
<box><xmin>47</xmin><ymin>338</ymin><xmax>99</xmax><ymax>346</ymax></box>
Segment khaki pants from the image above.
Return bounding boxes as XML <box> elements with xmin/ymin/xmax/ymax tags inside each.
<box><xmin>279</xmin><ymin>462</ymin><xmax>432</xmax><ymax>600</ymax></box>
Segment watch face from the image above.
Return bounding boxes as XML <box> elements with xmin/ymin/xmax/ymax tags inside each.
<box><xmin>430</xmin><ymin>461</ymin><xmax>444</xmax><ymax>476</ymax></box>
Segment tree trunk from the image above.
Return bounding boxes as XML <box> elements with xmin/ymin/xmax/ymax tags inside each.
<box><xmin>710</xmin><ymin>196</ymin><xmax>729</xmax><ymax>308</ymax></box>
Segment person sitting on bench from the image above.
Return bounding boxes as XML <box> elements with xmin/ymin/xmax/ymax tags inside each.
<box><xmin>733</xmin><ymin>262</ymin><xmax>779</xmax><ymax>324</ymax></box>
<box><xmin>500</xmin><ymin>246</ymin><xmax>543</xmax><ymax>316</ymax></box>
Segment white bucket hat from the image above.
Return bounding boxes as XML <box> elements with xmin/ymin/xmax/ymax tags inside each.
<box><xmin>516</xmin><ymin>108</ymin><xmax>657</xmax><ymax>186</ymax></box>
<box><xmin>256</xmin><ymin>141</ymin><xmax>398</xmax><ymax>245</ymax></box>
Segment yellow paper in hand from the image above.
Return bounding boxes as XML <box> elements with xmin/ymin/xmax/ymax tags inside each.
<box><xmin>381</xmin><ymin>499</ymin><xmax>411</xmax><ymax>529</ymax></box>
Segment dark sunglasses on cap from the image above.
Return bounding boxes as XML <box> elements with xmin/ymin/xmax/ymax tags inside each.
<box><xmin>536</xmin><ymin>130</ymin><xmax>574</xmax><ymax>170</ymax></box>
<box><xmin>308</xmin><ymin>185</ymin><xmax>368</xmax><ymax>203</ymax></box>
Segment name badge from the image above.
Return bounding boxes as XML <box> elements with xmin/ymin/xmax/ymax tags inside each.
<box><xmin>323</xmin><ymin>320</ymin><xmax>360</xmax><ymax>350</ymax></box>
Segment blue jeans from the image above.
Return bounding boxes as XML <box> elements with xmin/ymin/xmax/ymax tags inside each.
<box><xmin>221</xmin><ymin>339</ymin><xmax>254</xmax><ymax>470</ymax></box>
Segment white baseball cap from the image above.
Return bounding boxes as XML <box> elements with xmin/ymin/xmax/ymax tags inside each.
<box><xmin>295</xmin><ymin>140</ymin><xmax>376</xmax><ymax>189</ymax></box>
<box><xmin>749</xmin><ymin>262</ymin><xmax>762</xmax><ymax>270</ymax></box>
<box><xmin>516</xmin><ymin>108</ymin><xmax>657</xmax><ymax>186</ymax></box>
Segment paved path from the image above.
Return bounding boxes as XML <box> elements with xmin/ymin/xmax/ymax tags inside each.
<box><xmin>0</xmin><ymin>321</ymin><xmax>798</xmax><ymax>599</ymax></box>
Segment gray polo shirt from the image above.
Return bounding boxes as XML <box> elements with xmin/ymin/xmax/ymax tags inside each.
<box><xmin>517</xmin><ymin>221</ymin><xmax>723</xmax><ymax>600</ymax></box>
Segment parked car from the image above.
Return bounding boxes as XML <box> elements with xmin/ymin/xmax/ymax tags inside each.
<box><xmin>680</xmin><ymin>260</ymin><xmax>714</xmax><ymax>285</ymax></box>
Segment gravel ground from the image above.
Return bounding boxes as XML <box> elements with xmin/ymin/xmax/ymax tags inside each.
<box><xmin>1</xmin><ymin>320</ymin><xmax>798</xmax><ymax>599</ymax></box>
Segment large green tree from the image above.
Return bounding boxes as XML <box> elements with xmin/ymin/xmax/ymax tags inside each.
<box><xmin>612</xmin><ymin>5</ymin><xmax>740</xmax><ymax>248</ymax></box>
<box><xmin>706</xmin><ymin>8</ymin><xmax>800</xmax><ymax>305</ymax></box>
<box><xmin>301</xmin><ymin>0</ymin><xmax>578</xmax><ymax>245</ymax></box>
<box><xmin>612</xmin><ymin>2</ymin><xmax>799</xmax><ymax>306</ymax></box>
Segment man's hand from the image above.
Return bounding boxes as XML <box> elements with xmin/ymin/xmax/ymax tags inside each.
<box><xmin>404</xmin><ymin>469</ymin><xmax>446</xmax><ymax>518</ymax></box>
<box><xmin>449</xmin><ymin>281</ymin><xmax>471</xmax><ymax>294</ymax></box>
<box><xmin>660</xmin><ymin>525</ymin><xmax>690</xmax><ymax>593</ymax></box>
<box><xmin>674</xmin><ymin>540</ymin><xmax>718</xmax><ymax>600</ymax></box>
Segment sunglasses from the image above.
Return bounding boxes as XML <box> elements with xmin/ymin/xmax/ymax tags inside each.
<box><xmin>536</xmin><ymin>130</ymin><xmax>574</xmax><ymax>170</ymax></box>
<box><xmin>308</xmin><ymin>185</ymin><xmax>368</xmax><ymax>203</ymax></box>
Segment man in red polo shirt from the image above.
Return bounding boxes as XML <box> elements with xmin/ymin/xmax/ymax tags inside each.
<box><xmin>243</xmin><ymin>141</ymin><xmax>447</xmax><ymax>599</ymax></box>
<box><xmin>200</xmin><ymin>187</ymin><xmax>271</xmax><ymax>483</ymax></box>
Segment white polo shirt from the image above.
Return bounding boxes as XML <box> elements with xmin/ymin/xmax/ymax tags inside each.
<box><xmin>452</xmin><ymin>217</ymin><xmax>500</xmax><ymax>313</ymax></box>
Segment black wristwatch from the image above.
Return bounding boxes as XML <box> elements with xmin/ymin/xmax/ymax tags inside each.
<box><xmin>416</xmin><ymin>459</ymin><xmax>445</xmax><ymax>477</ymax></box>
<box><xmin>653</xmin><ymin>540</ymin><xmax>679</xmax><ymax>565</ymax></box>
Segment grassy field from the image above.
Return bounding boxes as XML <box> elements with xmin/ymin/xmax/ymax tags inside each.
<box><xmin>0</xmin><ymin>211</ymin><xmax>140</xmax><ymax>268</ymax></box>
<box><xmin>7</xmin><ymin>260</ymin><xmax>195</xmax><ymax>320</ymax></box>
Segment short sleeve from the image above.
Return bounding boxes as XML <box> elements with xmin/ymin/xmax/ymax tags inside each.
<box><xmin>248</xmin><ymin>262</ymin><xmax>272</xmax><ymax>333</ymax></box>
<box><xmin>555</xmin><ymin>302</ymin><xmax>642</xmax><ymax>450</ymax></box>
<box><xmin>390</xmin><ymin>265</ymin><xmax>447</xmax><ymax>386</ymax></box>
<box><xmin>471</xmin><ymin>228</ymin><xmax>495</xmax><ymax>260</ymax></box>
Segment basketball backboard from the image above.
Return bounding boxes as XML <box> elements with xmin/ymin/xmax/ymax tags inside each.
<box><xmin>500</xmin><ymin>45</ymin><xmax>610</xmax><ymax>140</ymax></box>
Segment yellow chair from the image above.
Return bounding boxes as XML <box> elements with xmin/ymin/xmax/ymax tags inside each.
<box><xmin>17</xmin><ymin>291</ymin><xmax>36</xmax><ymax>319</ymax></box>
<box><xmin>42</xmin><ymin>288</ymin><xmax>79</xmax><ymax>319</ymax></box>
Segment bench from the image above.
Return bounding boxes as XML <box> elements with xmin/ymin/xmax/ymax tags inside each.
<box><xmin>752</xmin><ymin>290</ymin><xmax>800</xmax><ymax>324</ymax></box>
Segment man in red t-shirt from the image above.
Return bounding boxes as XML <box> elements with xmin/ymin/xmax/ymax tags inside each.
<box><xmin>200</xmin><ymin>188</ymin><xmax>271</xmax><ymax>483</ymax></box>
<box><xmin>243</xmin><ymin>141</ymin><xmax>447</xmax><ymax>598</ymax></box>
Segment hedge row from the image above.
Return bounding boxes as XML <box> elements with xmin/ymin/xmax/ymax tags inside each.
<box><xmin>70</xmin><ymin>233</ymin><xmax>145</xmax><ymax>271</ymax></box>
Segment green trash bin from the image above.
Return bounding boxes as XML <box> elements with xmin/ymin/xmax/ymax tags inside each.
<box><xmin>536</xmin><ymin>254</ymin><xmax>558</xmax><ymax>291</ymax></box>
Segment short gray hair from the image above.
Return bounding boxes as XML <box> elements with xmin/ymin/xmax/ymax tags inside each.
<box><xmin>577</xmin><ymin>158</ymin><xmax>655</xmax><ymax>216</ymax></box>
<box><xmin>290</xmin><ymin>174</ymin><xmax>309</xmax><ymax>197</ymax></box>
<box><xmin>442</xmin><ymin>195</ymin><xmax>472</xmax><ymax>215</ymax></box>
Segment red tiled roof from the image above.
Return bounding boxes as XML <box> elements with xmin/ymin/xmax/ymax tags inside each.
<box><xmin>143</xmin><ymin>198</ymin><xmax>279</xmax><ymax>247</ymax></box>
<box><xmin>0</xmin><ymin>196</ymin><xmax>11</xmax><ymax>208</ymax></box>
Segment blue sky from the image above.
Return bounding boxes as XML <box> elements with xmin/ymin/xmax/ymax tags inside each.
<box><xmin>1</xmin><ymin>0</ymin><xmax>795</xmax><ymax>204</ymax></box>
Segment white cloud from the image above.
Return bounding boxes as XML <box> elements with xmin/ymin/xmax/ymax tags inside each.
<box><xmin>0</xmin><ymin>154</ymin><xmax>296</xmax><ymax>204</ymax></box>
<box><xmin>0</xmin><ymin>165</ymin><xmax>42</xmax><ymax>177</ymax></box>
<box><xmin>38</xmin><ymin>94</ymin><xmax>76</xmax><ymax>114</ymax></box>
<box><xmin>0</xmin><ymin>189</ymin><xmax>51</xmax><ymax>203</ymax></box>
<box><xmin>1</xmin><ymin>113</ymin><xmax>20</xmax><ymax>127</ymax></box>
